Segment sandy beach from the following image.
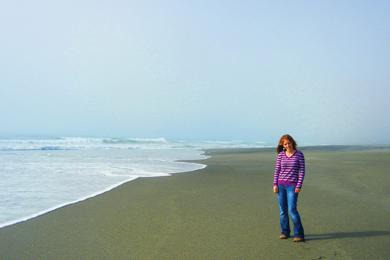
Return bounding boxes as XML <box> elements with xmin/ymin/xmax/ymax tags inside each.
<box><xmin>0</xmin><ymin>146</ymin><xmax>389</xmax><ymax>259</ymax></box>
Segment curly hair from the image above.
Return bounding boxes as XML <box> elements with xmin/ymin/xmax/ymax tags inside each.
<box><xmin>276</xmin><ymin>134</ymin><xmax>297</xmax><ymax>153</ymax></box>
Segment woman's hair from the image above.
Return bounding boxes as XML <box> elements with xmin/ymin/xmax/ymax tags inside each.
<box><xmin>276</xmin><ymin>134</ymin><xmax>297</xmax><ymax>153</ymax></box>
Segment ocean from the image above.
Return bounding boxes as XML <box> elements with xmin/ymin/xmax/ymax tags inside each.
<box><xmin>0</xmin><ymin>137</ymin><xmax>265</xmax><ymax>228</ymax></box>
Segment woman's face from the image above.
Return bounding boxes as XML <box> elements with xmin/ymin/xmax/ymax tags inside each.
<box><xmin>283</xmin><ymin>140</ymin><xmax>294</xmax><ymax>151</ymax></box>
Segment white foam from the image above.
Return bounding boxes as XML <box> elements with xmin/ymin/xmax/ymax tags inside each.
<box><xmin>0</xmin><ymin>143</ymin><xmax>208</xmax><ymax>229</ymax></box>
<box><xmin>0</xmin><ymin>162</ymin><xmax>207</xmax><ymax>229</ymax></box>
<box><xmin>0</xmin><ymin>176</ymin><xmax>139</xmax><ymax>229</ymax></box>
<box><xmin>0</xmin><ymin>137</ymin><xmax>265</xmax><ymax>229</ymax></box>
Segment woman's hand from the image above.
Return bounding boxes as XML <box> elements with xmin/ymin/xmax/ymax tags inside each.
<box><xmin>295</xmin><ymin>188</ymin><xmax>301</xmax><ymax>193</ymax></box>
<box><xmin>273</xmin><ymin>185</ymin><xmax>278</xmax><ymax>193</ymax></box>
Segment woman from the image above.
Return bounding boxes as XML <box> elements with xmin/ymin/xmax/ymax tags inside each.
<box><xmin>273</xmin><ymin>134</ymin><xmax>305</xmax><ymax>242</ymax></box>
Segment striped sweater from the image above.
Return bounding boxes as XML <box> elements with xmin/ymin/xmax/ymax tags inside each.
<box><xmin>273</xmin><ymin>150</ymin><xmax>305</xmax><ymax>188</ymax></box>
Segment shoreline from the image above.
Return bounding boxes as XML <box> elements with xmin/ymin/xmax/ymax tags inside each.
<box><xmin>0</xmin><ymin>176</ymin><xmax>139</xmax><ymax>229</ymax></box>
<box><xmin>1</xmin><ymin>146</ymin><xmax>389</xmax><ymax>259</ymax></box>
<box><xmin>0</xmin><ymin>152</ymin><xmax>208</xmax><ymax>230</ymax></box>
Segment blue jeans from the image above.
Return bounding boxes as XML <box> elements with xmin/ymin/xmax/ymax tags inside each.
<box><xmin>277</xmin><ymin>184</ymin><xmax>304</xmax><ymax>238</ymax></box>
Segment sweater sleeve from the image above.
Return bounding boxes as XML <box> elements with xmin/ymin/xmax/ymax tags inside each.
<box><xmin>273</xmin><ymin>153</ymin><xmax>281</xmax><ymax>186</ymax></box>
<box><xmin>296</xmin><ymin>152</ymin><xmax>305</xmax><ymax>188</ymax></box>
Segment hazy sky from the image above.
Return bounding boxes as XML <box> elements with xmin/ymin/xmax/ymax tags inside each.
<box><xmin>1</xmin><ymin>0</ymin><xmax>389</xmax><ymax>145</ymax></box>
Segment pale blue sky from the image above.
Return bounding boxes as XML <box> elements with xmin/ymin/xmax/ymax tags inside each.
<box><xmin>1</xmin><ymin>0</ymin><xmax>389</xmax><ymax>145</ymax></box>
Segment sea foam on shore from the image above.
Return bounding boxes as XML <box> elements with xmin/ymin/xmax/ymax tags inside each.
<box><xmin>0</xmin><ymin>137</ymin><xmax>265</xmax><ymax>228</ymax></box>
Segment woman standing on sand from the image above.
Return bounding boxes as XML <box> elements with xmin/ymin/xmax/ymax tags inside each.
<box><xmin>273</xmin><ymin>134</ymin><xmax>305</xmax><ymax>242</ymax></box>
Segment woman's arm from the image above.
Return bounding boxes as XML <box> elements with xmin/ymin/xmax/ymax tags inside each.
<box><xmin>296</xmin><ymin>152</ymin><xmax>305</xmax><ymax>191</ymax></box>
<box><xmin>273</xmin><ymin>153</ymin><xmax>281</xmax><ymax>192</ymax></box>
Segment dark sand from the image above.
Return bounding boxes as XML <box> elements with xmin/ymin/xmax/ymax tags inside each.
<box><xmin>0</xmin><ymin>147</ymin><xmax>389</xmax><ymax>259</ymax></box>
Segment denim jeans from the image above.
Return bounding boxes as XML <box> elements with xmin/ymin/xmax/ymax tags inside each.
<box><xmin>277</xmin><ymin>184</ymin><xmax>304</xmax><ymax>238</ymax></box>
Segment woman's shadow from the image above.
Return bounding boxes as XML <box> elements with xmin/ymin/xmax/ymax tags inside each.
<box><xmin>306</xmin><ymin>231</ymin><xmax>390</xmax><ymax>241</ymax></box>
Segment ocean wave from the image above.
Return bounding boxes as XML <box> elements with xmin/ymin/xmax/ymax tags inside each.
<box><xmin>102</xmin><ymin>137</ymin><xmax>168</xmax><ymax>144</ymax></box>
<box><xmin>0</xmin><ymin>147</ymin><xmax>78</xmax><ymax>151</ymax></box>
<box><xmin>0</xmin><ymin>137</ymin><xmax>267</xmax><ymax>151</ymax></box>
<box><xmin>0</xmin><ymin>146</ymin><xmax>206</xmax><ymax>229</ymax></box>
<box><xmin>40</xmin><ymin>146</ymin><xmax>75</xmax><ymax>151</ymax></box>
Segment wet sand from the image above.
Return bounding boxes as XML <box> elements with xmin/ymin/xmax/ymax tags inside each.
<box><xmin>0</xmin><ymin>147</ymin><xmax>389</xmax><ymax>259</ymax></box>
